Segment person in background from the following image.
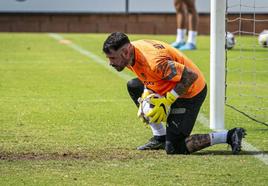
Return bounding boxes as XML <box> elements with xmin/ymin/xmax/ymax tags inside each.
<box><xmin>171</xmin><ymin>0</ymin><xmax>198</xmax><ymax>50</ymax></box>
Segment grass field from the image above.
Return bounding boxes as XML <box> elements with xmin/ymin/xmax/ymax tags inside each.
<box><xmin>0</xmin><ymin>33</ymin><xmax>267</xmax><ymax>185</ymax></box>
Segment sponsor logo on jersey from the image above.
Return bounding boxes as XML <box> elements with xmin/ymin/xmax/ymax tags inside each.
<box><xmin>143</xmin><ymin>81</ymin><xmax>154</xmax><ymax>86</ymax></box>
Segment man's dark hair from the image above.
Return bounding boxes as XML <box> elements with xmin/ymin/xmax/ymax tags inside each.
<box><xmin>103</xmin><ymin>32</ymin><xmax>130</xmax><ymax>54</ymax></box>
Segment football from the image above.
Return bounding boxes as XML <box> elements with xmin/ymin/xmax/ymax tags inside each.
<box><xmin>226</xmin><ymin>32</ymin><xmax>235</xmax><ymax>50</ymax></box>
<box><xmin>258</xmin><ymin>30</ymin><xmax>268</xmax><ymax>47</ymax></box>
<box><xmin>140</xmin><ymin>94</ymin><xmax>161</xmax><ymax>123</ymax></box>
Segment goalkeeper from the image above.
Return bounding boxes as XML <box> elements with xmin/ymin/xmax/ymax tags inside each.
<box><xmin>102</xmin><ymin>32</ymin><xmax>246</xmax><ymax>155</ymax></box>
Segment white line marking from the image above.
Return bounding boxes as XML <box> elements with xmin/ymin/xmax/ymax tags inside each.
<box><xmin>49</xmin><ymin>33</ymin><xmax>268</xmax><ymax>165</ymax></box>
<box><xmin>48</xmin><ymin>33</ymin><xmax>133</xmax><ymax>81</ymax></box>
<box><xmin>241</xmin><ymin>142</ymin><xmax>268</xmax><ymax>165</ymax></box>
<box><xmin>198</xmin><ymin>113</ymin><xmax>268</xmax><ymax>165</ymax></box>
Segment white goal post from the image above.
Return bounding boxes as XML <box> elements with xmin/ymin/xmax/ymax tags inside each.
<box><xmin>210</xmin><ymin>0</ymin><xmax>226</xmax><ymax>130</ymax></box>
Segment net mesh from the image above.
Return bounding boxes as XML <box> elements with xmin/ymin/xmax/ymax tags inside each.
<box><xmin>225</xmin><ymin>0</ymin><xmax>268</xmax><ymax>126</ymax></box>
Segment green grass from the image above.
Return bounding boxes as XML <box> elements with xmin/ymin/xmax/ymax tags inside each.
<box><xmin>0</xmin><ymin>33</ymin><xmax>267</xmax><ymax>185</ymax></box>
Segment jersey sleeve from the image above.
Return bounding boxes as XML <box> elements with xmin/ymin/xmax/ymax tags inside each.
<box><xmin>153</xmin><ymin>59</ymin><xmax>185</xmax><ymax>82</ymax></box>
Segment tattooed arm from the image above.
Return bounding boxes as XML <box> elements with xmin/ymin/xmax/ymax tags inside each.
<box><xmin>173</xmin><ymin>66</ymin><xmax>198</xmax><ymax>96</ymax></box>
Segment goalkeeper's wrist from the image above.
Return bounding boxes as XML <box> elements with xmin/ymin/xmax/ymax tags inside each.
<box><xmin>170</xmin><ymin>89</ymin><xmax>179</xmax><ymax>98</ymax></box>
<box><xmin>166</xmin><ymin>89</ymin><xmax>179</xmax><ymax>104</ymax></box>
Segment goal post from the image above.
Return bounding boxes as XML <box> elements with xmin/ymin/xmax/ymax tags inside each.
<box><xmin>210</xmin><ymin>0</ymin><xmax>226</xmax><ymax>130</ymax></box>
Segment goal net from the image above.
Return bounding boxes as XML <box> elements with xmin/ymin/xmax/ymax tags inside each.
<box><xmin>225</xmin><ymin>0</ymin><xmax>268</xmax><ymax>126</ymax></box>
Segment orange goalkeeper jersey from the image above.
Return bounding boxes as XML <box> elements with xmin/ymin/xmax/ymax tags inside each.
<box><xmin>127</xmin><ymin>40</ymin><xmax>206</xmax><ymax>98</ymax></box>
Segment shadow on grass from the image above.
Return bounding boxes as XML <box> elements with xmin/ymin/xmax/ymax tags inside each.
<box><xmin>194</xmin><ymin>150</ymin><xmax>268</xmax><ymax>156</ymax></box>
<box><xmin>1</xmin><ymin>148</ymin><xmax>267</xmax><ymax>161</ymax></box>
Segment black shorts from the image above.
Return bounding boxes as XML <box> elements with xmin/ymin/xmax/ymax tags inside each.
<box><xmin>166</xmin><ymin>85</ymin><xmax>207</xmax><ymax>142</ymax></box>
<box><xmin>127</xmin><ymin>77</ymin><xmax>207</xmax><ymax>140</ymax></box>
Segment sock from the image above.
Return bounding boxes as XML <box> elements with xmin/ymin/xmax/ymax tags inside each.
<box><xmin>187</xmin><ymin>30</ymin><xmax>198</xmax><ymax>44</ymax></box>
<box><xmin>176</xmin><ymin>29</ymin><xmax>186</xmax><ymax>43</ymax></box>
<box><xmin>149</xmin><ymin>123</ymin><xmax>166</xmax><ymax>137</ymax></box>
<box><xmin>209</xmin><ymin>131</ymin><xmax>228</xmax><ymax>145</ymax></box>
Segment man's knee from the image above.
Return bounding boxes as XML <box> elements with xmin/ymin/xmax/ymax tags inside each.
<box><xmin>174</xmin><ymin>0</ymin><xmax>184</xmax><ymax>12</ymax></box>
<box><xmin>184</xmin><ymin>0</ymin><xmax>197</xmax><ymax>14</ymax></box>
<box><xmin>186</xmin><ymin>6</ymin><xmax>197</xmax><ymax>14</ymax></box>
<box><xmin>127</xmin><ymin>78</ymin><xmax>143</xmax><ymax>92</ymax></box>
<box><xmin>127</xmin><ymin>78</ymin><xmax>144</xmax><ymax>106</ymax></box>
<box><xmin>165</xmin><ymin>140</ymin><xmax>189</xmax><ymax>155</ymax></box>
<box><xmin>165</xmin><ymin>141</ymin><xmax>177</xmax><ymax>154</ymax></box>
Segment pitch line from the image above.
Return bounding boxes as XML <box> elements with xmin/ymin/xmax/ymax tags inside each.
<box><xmin>48</xmin><ymin>33</ymin><xmax>133</xmax><ymax>81</ymax></box>
<box><xmin>198</xmin><ymin>113</ymin><xmax>268</xmax><ymax>165</ymax></box>
<box><xmin>48</xmin><ymin>33</ymin><xmax>268</xmax><ymax>165</ymax></box>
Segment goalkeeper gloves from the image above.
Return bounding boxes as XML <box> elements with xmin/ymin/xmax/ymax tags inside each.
<box><xmin>146</xmin><ymin>90</ymin><xmax>179</xmax><ymax>123</ymax></box>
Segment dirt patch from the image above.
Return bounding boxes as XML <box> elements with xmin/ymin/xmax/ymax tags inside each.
<box><xmin>0</xmin><ymin>151</ymin><xmax>87</xmax><ymax>161</ymax></box>
<box><xmin>0</xmin><ymin>148</ymin><xmax>165</xmax><ymax>161</ymax></box>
